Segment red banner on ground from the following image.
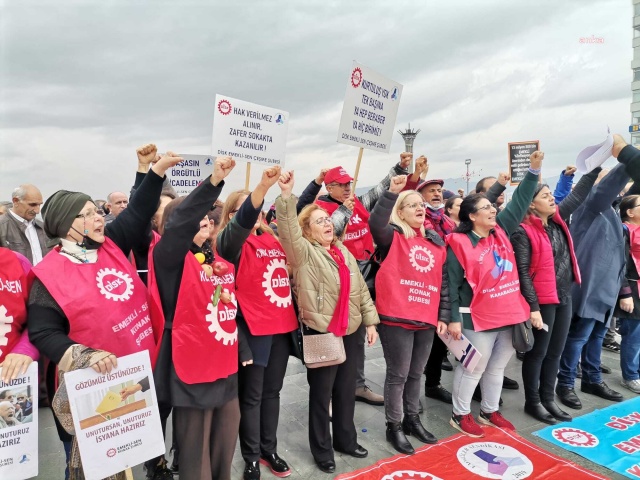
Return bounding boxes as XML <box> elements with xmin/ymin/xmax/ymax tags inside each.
<box><xmin>335</xmin><ymin>428</ymin><xmax>606</xmax><ymax>480</ymax></box>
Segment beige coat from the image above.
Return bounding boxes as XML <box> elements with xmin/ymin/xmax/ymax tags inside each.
<box><xmin>275</xmin><ymin>195</ymin><xmax>379</xmax><ymax>334</ymax></box>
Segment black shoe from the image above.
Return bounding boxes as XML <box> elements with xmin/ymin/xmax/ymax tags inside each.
<box><xmin>555</xmin><ymin>386</ymin><xmax>582</xmax><ymax>410</ymax></box>
<box><xmin>418</xmin><ymin>399</ymin><xmax>423</xmax><ymax>414</ymax></box>
<box><xmin>516</xmin><ymin>351</ymin><xmax>525</xmax><ymax>361</ymax></box>
<box><xmin>542</xmin><ymin>401</ymin><xmax>572</xmax><ymax>422</ymax></box>
<box><xmin>386</xmin><ymin>422</ymin><xmax>415</xmax><ymax>455</ymax></box>
<box><xmin>335</xmin><ymin>444</ymin><xmax>368</xmax><ymax>458</ymax></box>
<box><xmin>243</xmin><ymin>461</ymin><xmax>260</xmax><ymax>480</ymax></box>
<box><xmin>259</xmin><ymin>453</ymin><xmax>291</xmax><ymax>478</ymax></box>
<box><xmin>502</xmin><ymin>376</ymin><xmax>519</xmax><ymax>390</ymax></box>
<box><xmin>600</xmin><ymin>364</ymin><xmax>612</xmax><ymax>374</ymax></box>
<box><xmin>602</xmin><ymin>341</ymin><xmax>621</xmax><ymax>353</ymax></box>
<box><xmin>402</xmin><ymin>414</ymin><xmax>437</xmax><ymax>444</ymax></box>
<box><xmin>576</xmin><ymin>363</ymin><xmax>582</xmax><ymax>379</ymax></box>
<box><xmin>472</xmin><ymin>386</ymin><xmax>503</xmax><ymax>406</ymax></box>
<box><xmin>581</xmin><ymin>381</ymin><xmax>623</xmax><ymax>402</ymax></box>
<box><xmin>315</xmin><ymin>459</ymin><xmax>335</xmax><ymax>474</ymax></box>
<box><xmin>425</xmin><ymin>385</ymin><xmax>452</xmax><ymax>404</ymax></box>
<box><xmin>441</xmin><ymin>358</ymin><xmax>453</xmax><ymax>371</ymax></box>
<box><xmin>524</xmin><ymin>402</ymin><xmax>558</xmax><ymax>425</ymax></box>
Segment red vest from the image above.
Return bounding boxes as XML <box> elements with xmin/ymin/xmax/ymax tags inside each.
<box><xmin>625</xmin><ymin>223</ymin><xmax>640</xmax><ymax>273</ymax></box>
<box><xmin>520</xmin><ymin>212</ymin><xmax>581</xmax><ymax>304</ymax></box>
<box><xmin>315</xmin><ymin>197</ymin><xmax>374</xmax><ymax>261</ymax></box>
<box><xmin>447</xmin><ymin>227</ymin><xmax>530</xmax><ymax>331</ymax></box>
<box><xmin>32</xmin><ymin>239</ymin><xmax>154</xmax><ymax>358</ymax></box>
<box><xmin>148</xmin><ymin>234</ymin><xmax>238</xmax><ymax>384</ymax></box>
<box><xmin>0</xmin><ymin>248</ymin><xmax>29</xmax><ymax>363</ymax></box>
<box><xmin>375</xmin><ymin>231</ymin><xmax>445</xmax><ymax>327</ymax></box>
<box><xmin>235</xmin><ymin>234</ymin><xmax>298</xmax><ymax>336</ymax></box>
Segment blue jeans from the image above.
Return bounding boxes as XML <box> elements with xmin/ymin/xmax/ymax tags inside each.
<box><xmin>558</xmin><ymin>315</ymin><xmax>608</xmax><ymax>387</ymax></box>
<box><xmin>619</xmin><ymin>318</ymin><xmax>640</xmax><ymax>381</ymax></box>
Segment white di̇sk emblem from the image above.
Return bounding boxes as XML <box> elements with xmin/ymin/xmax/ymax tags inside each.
<box><xmin>0</xmin><ymin>305</ymin><xmax>14</xmax><ymax>353</ymax></box>
<box><xmin>409</xmin><ymin>245</ymin><xmax>435</xmax><ymax>273</ymax></box>
<box><xmin>205</xmin><ymin>292</ymin><xmax>238</xmax><ymax>346</ymax></box>
<box><xmin>96</xmin><ymin>268</ymin><xmax>134</xmax><ymax>301</ymax></box>
<box><xmin>261</xmin><ymin>259</ymin><xmax>292</xmax><ymax>308</ymax></box>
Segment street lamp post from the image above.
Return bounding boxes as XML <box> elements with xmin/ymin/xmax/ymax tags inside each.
<box><xmin>464</xmin><ymin>158</ymin><xmax>471</xmax><ymax>195</ymax></box>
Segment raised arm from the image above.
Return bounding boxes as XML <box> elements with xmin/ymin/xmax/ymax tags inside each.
<box><xmin>296</xmin><ymin>168</ymin><xmax>328</xmax><ymax>213</ymax></box>
<box><xmin>368</xmin><ymin>176</ymin><xmax>406</xmax><ymax>249</ymax></box>
<box><xmin>486</xmin><ymin>173</ymin><xmax>509</xmax><ymax>204</ymax></box>
<box><xmin>553</xmin><ymin>166</ymin><xmax>576</xmax><ymax>204</ymax></box>
<box><xmin>357</xmin><ymin>153</ymin><xmax>411</xmax><ymax>211</ymax></box>
<box><xmin>557</xmin><ymin>167</ymin><xmax>600</xmax><ymax>220</ymax></box>
<box><xmin>276</xmin><ymin>171</ymin><xmax>310</xmax><ymax>269</ymax></box>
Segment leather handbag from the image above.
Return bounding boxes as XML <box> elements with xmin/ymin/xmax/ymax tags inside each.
<box><xmin>512</xmin><ymin>319</ymin><xmax>534</xmax><ymax>352</ymax></box>
<box><xmin>301</xmin><ymin>328</ymin><xmax>346</xmax><ymax>368</ymax></box>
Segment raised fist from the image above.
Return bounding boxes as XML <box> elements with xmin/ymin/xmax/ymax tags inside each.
<box><xmin>136</xmin><ymin>143</ymin><xmax>157</xmax><ymax>166</ymax></box>
<box><xmin>564</xmin><ymin>165</ymin><xmax>577</xmax><ymax>176</ymax></box>
<box><xmin>260</xmin><ymin>166</ymin><xmax>282</xmax><ymax>189</ymax></box>
<box><xmin>278</xmin><ymin>171</ymin><xmax>295</xmax><ymax>198</ymax></box>
<box><xmin>497</xmin><ymin>172</ymin><xmax>511</xmax><ymax>186</ymax></box>
<box><xmin>414</xmin><ymin>155</ymin><xmax>428</xmax><ymax>176</ymax></box>
<box><xmin>151</xmin><ymin>151</ymin><xmax>184</xmax><ymax>177</ymax></box>
<box><xmin>211</xmin><ymin>156</ymin><xmax>236</xmax><ymax>186</ymax></box>
<box><xmin>389</xmin><ymin>175</ymin><xmax>407</xmax><ymax>193</ymax></box>
<box><xmin>316</xmin><ymin>168</ymin><xmax>330</xmax><ymax>185</ymax></box>
<box><xmin>399</xmin><ymin>152</ymin><xmax>412</xmax><ymax>169</ymax></box>
<box><xmin>530</xmin><ymin>151</ymin><xmax>544</xmax><ymax>170</ymax></box>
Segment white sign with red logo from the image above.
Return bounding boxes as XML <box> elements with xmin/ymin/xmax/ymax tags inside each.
<box><xmin>65</xmin><ymin>351</ymin><xmax>164</xmax><ymax>480</ymax></box>
<box><xmin>212</xmin><ymin>94</ymin><xmax>289</xmax><ymax>167</ymax></box>
<box><xmin>337</xmin><ymin>61</ymin><xmax>403</xmax><ymax>153</ymax></box>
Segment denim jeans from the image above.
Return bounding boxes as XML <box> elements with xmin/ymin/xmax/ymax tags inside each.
<box><xmin>619</xmin><ymin>318</ymin><xmax>640</xmax><ymax>381</ymax></box>
<box><xmin>452</xmin><ymin>328</ymin><xmax>514</xmax><ymax>416</ymax></box>
<box><xmin>558</xmin><ymin>315</ymin><xmax>608</xmax><ymax>387</ymax></box>
<box><xmin>378</xmin><ymin>324</ymin><xmax>434</xmax><ymax>423</ymax></box>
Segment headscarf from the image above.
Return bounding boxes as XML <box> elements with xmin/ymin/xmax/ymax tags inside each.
<box><xmin>42</xmin><ymin>190</ymin><xmax>93</xmax><ymax>239</ymax></box>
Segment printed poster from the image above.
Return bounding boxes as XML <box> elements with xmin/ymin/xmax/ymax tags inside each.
<box><xmin>166</xmin><ymin>154</ymin><xmax>212</xmax><ymax>196</ymax></box>
<box><xmin>337</xmin><ymin>61</ymin><xmax>403</xmax><ymax>153</ymax></box>
<box><xmin>65</xmin><ymin>351</ymin><xmax>164</xmax><ymax>480</ymax></box>
<box><xmin>0</xmin><ymin>362</ymin><xmax>38</xmax><ymax>480</ymax></box>
<box><xmin>508</xmin><ymin>141</ymin><xmax>539</xmax><ymax>185</ymax></box>
<box><xmin>212</xmin><ymin>95</ymin><xmax>289</xmax><ymax>166</ymax></box>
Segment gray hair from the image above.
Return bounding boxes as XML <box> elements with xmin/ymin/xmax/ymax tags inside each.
<box><xmin>11</xmin><ymin>186</ymin><xmax>27</xmax><ymax>200</ymax></box>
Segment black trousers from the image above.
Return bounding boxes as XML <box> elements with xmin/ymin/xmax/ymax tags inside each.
<box><xmin>522</xmin><ymin>301</ymin><xmax>572</xmax><ymax>404</ymax></box>
<box><xmin>306</xmin><ymin>324</ymin><xmax>362</xmax><ymax>462</ymax></box>
<box><xmin>238</xmin><ymin>333</ymin><xmax>291</xmax><ymax>462</ymax></box>
<box><xmin>424</xmin><ymin>332</ymin><xmax>447</xmax><ymax>387</ymax></box>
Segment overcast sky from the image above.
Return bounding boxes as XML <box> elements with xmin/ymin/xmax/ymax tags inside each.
<box><xmin>0</xmin><ymin>0</ymin><xmax>633</xmax><ymax>202</ymax></box>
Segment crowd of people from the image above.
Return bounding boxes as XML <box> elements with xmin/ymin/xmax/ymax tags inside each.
<box><xmin>0</xmin><ymin>135</ymin><xmax>639</xmax><ymax>480</ymax></box>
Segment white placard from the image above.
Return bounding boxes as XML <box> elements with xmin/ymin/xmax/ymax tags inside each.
<box><xmin>0</xmin><ymin>362</ymin><xmax>38</xmax><ymax>480</ymax></box>
<box><xmin>337</xmin><ymin>61</ymin><xmax>403</xmax><ymax>153</ymax></box>
<box><xmin>212</xmin><ymin>95</ymin><xmax>289</xmax><ymax>166</ymax></box>
<box><xmin>438</xmin><ymin>331</ymin><xmax>482</xmax><ymax>373</ymax></box>
<box><xmin>166</xmin><ymin>154</ymin><xmax>213</xmax><ymax>196</ymax></box>
<box><xmin>65</xmin><ymin>351</ymin><xmax>164</xmax><ymax>480</ymax></box>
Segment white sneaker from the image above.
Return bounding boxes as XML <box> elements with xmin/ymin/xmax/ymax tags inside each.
<box><xmin>621</xmin><ymin>379</ymin><xmax>640</xmax><ymax>394</ymax></box>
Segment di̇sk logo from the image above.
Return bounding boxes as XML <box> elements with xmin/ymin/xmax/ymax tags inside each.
<box><xmin>348</xmin><ymin>214</ymin><xmax>363</xmax><ymax>226</ymax></box>
<box><xmin>217</xmin><ymin>99</ymin><xmax>232</xmax><ymax>115</ymax></box>
<box><xmin>552</xmin><ymin>428</ymin><xmax>599</xmax><ymax>447</ymax></box>
<box><xmin>457</xmin><ymin>442</ymin><xmax>533</xmax><ymax>479</ymax></box>
<box><xmin>205</xmin><ymin>292</ymin><xmax>238</xmax><ymax>346</ymax></box>
<box><xmin>351</xmin><ymin>67</ymin><xmax>363</xmax><ymax>88</ymax></box>
<box><xmin>409</xmin><ymin>245</ymin><xmax>435</xmax><ymax>273</ymax></box>
<box><xmin>96</xmin><ymin>268</ymin><xmax>134</xmax><ymax>302</ymax></box>
<box><xmin>262</xmin><ymin>259</ymin><xmax>292</xmax><ymax>308</ymax></box>
<box><xmin>382</xmin><ymin>471</ymin><xmax>443</xmax><ymax>480</ymax></box>
<box><xmin>0</xmin><ymin>305</ymin><xmax>14</xmax><ymax>352</ymax></box>
<box><xmin>106</xmin><ymin>448</ymin><xmax>116</xmax><ymax>458</ymax></box>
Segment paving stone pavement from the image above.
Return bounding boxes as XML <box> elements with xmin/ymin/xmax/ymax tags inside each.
<box><xmin>36</xmin><ymin>343</ymin><xmax>631</xmax><ymax>479</ymax></box>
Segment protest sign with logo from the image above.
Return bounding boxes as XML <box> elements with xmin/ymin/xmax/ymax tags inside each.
<box><xmin>508</xmin><ymin>141</ymin><xmax>540</xmax><ymax>185</ymax></box>
<box><xmin>65</xmin><ymin>351</ymin><xmax>164</xmax><ymax>480</ymax></box>
<box><xmin>0</xmin><ymin>362</ymin><xmax>38</xmax><ymax>480</ymax></box>
<box><xmin>166</xmin><ymin>154</ymin><xmax>213</xmax><ymax>196</ymax></box>
<box><xmin>337</xmin><ymin>61</ymin><xmax>403</xmax><ymax>154</ymax></box>
<box><xmin>212</xmin><ymin>95</ymin><xmax>289</xmax><ymax>167</ymax></box>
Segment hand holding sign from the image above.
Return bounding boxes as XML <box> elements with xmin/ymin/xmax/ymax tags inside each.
<box><xmin>211</xmin><ymin>156</ymin><xmax>236</xmax><ymax>186</ymax></box>
<box><xmin>0</xmin><ymin>353</ymin><xmax>33</xmax><ymax>382</ymax></box>
<box><xmin>91</xmin><ymin>353</ymin><xmax>118</xmax><ymax>375</ymax></box>
<box><xmin>613</xmin><ymin>134</ymin><xmax>628</xmax><ymax>158</ymax></box>
<box><xmin>343</xmin><ymin>195</ymin><xmax>355</xmax><ymax>211</ymax></box>
<box><xmin>278</xmin><ymin>170</ymin><xmax>295</xmax><ymax>199</ymax></box>
<box><xmin>530</xmin><ymin>151</ymin><xmax>544</xmax><ymax>170</ymax></box>
<box><xmin>389</xmin><ymin>175</ymin><xmax>407</xmax><ymax>194</ymax></box>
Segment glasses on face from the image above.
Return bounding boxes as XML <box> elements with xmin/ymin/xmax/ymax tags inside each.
<box><xmin>312</xmin><ymin>216</ymin><xmax>332</xmax><ymax>226</ymax></box>
<box><xmin>328</xmin><ymin>182</ymin><xmax>352</xmax><ymax>189</ymax></box>
<box><xmin>75</xmin><ymin>208</ymin><xmax>100</xmax><ymax>221</ymax></box>
<box><xmin>475</xmin><ymin>204</ymin><xmax>493</xmax><ymax>212</ymax></box>
<box><xmin>401</xmin><ymin>202</ymin><xmax>426</xmax><ymax>210</ymax></box>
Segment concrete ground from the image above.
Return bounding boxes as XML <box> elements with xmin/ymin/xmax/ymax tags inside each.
<box><xmin>36</xmin><ymin>344</ymin><xmax>631</xmax><ymax>479</ymax></box>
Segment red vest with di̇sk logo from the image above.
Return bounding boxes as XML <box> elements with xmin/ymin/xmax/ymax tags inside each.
<box><xmin>235</xmin><ymin>234</ymin><xmax>298</xmax><ymax>336</ymax></box>
<box><xmin>0</xmin><ymin>248</ymin><xmax>30</xmax><ymax>363</ymax></box>
<box><xmin>32</xmin><ymin>238</ymin><xmax>154</xmax><ymax>358</ymax></box>
<box><xmin>447</xmin><ymin>227</ymin><xmax>530</xmax><ymax>331</ymax></box>
<box><xmin>315</xmin><ymin>197</ymin><xmax>374</xmax><ymax>261</ymax></box>
<box><xmin>520</xmin><ymin>211</ymin><xmax>580</xmax><ymax>304</ymax></box>
<box><xmin>147</xmin><ymin>233</ymin><xmax>238</xmax><ymax>384</ymax></box>
<box><xmin>625</xmin><ymin>223</ymin><xmax>640</xmax><ymax>274</ymax></box>
<box><xmin>375</xmin><ymin>231</ymin><xmax>445</xmax><ymax>327</ymax></box>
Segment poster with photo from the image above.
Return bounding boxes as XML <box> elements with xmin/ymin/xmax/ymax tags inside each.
<box><xmin>0</xmin><ymin>362</ymin><xmax>38</xmax><ymax>480</ymax></box>
<box><xmin>65</xmin><ymin>351</ymin><xmax>164</xmax><ymax>480</ymax></box>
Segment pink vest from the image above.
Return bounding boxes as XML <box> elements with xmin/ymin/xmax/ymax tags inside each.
<box><xmin>0</xmin><ymin>248</ymin><xmax>29</xmax><ymax>363</ymax></box>
<box><xmin>625</xmin><ymin>223</ymin><xmax>640</xmax><ymax>273</ymax></box>
<box><xmin>315</xmin><ymin>197</ymin><xmax>374</xmax><ymax>261</ymax></box>
<box><xmin>520</xmin><ymin>212</ymin><xmax>580</xmax><ymax>304</ymax></box>
<box><xmin>375</xmin><ymin>231</ymin><xmax>444</xmax><ymax>327</ymax></box>
<box><xmin>32</xmin><ymin>239</ymin><xmax>154</xmax><ymax>358</ymax></box>
<box><xmin>447</xmin><ymin>228</ymin><xmax>530</xmax><ymax>331</ymax></box>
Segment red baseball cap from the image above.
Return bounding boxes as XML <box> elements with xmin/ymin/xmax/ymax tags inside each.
<box><xmin>324</xmin><ymin>166</ymin><xmax>353</xmax><ymax>185</ymax></box>
<box><xmin>416</xmin><ymin>179</ymin><xmax>444</xmax><ymax>191</ymax></box>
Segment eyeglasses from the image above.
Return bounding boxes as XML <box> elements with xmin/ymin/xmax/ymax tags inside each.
<box><xmin>75</xmin><ymin>208</ymin><xmax>100</xmax><ymax>220</ymax></box>
<box><xmin>475</xmin><ymin>204</ymin><xmax>494</xmax><ymax>212</ymax></box>
<box><xmin>312</xmin><ymin>216</ymin><xmax>333</xmax><ymax>226</ymax></box>
<box><xmin>401</xmin><ymin>202</ymin><xmax>426</xmax><ymax>210</ymax></box>
<box><xmin>328</xmin><ymin>182</ymin><xmax>352</xmax><ymax>189</ymax></box>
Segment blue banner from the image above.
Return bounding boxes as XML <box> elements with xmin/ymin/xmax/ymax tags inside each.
<box><xmin>534</xmin><ymin>396</ymin><xmax>640</xmax><ymax>479</ymax></box>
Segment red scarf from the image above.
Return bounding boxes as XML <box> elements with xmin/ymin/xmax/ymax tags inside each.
<box><xmin>327</xmin><ymin>245</ymin><xmax>351</xmax><ymax>336</ymax></box>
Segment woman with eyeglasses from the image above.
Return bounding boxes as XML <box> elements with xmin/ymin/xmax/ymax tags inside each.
<box><xmin>275</xmin><ymin>171</ymin><xmax>379</xmax><ymax>474</ymax></box>
<box><xmin>446</xmin><ymin>151</ymin><xmax>544</xmax><ymax>438</ymax></box>
<box><xmin>216</xmin><ymin>166</ymin><xmax>299</xmax><ymax>480</ymax></box>
<box><xmin>28</xmin><ymin>147</ymin><xmax>181</xmax><ymax>479</ymax></box>
<box><xmin>368</xmin><ymin>176</ymin><xmax>449</xmax><ymax>454</ymax></box>
<box><xmin>511</xmin><ymin>168</ymin><xmax>600</xmax><ymax>424</ymax></box>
